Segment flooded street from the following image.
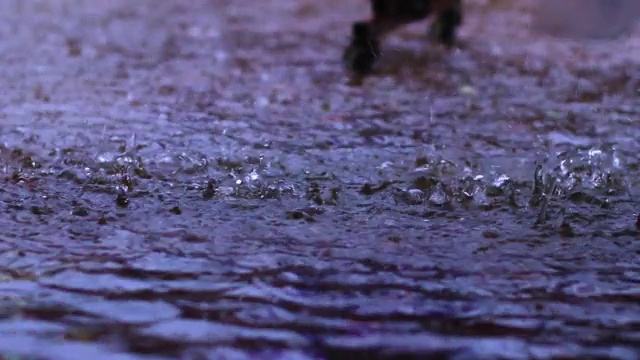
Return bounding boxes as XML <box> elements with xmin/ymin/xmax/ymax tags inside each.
<box><xmin>1</xmin><ymin>0</ymin><xmax>640</xmax><ymax>358</ymax></box>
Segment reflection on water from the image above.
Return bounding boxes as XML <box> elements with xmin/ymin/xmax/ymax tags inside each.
<box><xmin>0</xmin><ymin>0</ymin><xmax>639</xmax><ymax>359</ymax></box>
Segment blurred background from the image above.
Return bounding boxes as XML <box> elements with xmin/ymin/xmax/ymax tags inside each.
<box><xmin>533</xmin><ymin>0</ymin><xmax>640</xmax><ymax>39</ymax></box>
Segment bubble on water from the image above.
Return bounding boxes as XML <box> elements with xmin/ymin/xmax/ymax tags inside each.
<box><xmin>472</xmin><ymin>187</ymin><xmax>491</xmax><ymax>208</ymax></box>
<box><xmin>96</xmin><ymin>152</ymin><xmax>118</xmax><ymax>164</ymax></box>
<box><xmin>492</xmin><ymin>174</ymin><xmax>511</xmax><ymax>188</ymax></box>
<box><xmin>247</xmin><ymin>169</ymin><xmax>260</xmax><ymax>182</ymax></box>
<box><xmin>408</xmin><ymin>189</ymin><xmax>425</xmax><ymax>201</ymax></box>
<box><xmin>156</xmin><ymin>153</ymin><xmax>174</xmax><ymax>164</ymax></box>
<box><xmin>175</xmin><ymin>151</ymin><xmax>209</xmax><ymax>175</ymax></box>
<box><xmin>378</xmin><ymin>161</ymin><xmax>393</xmax><ymax>170</ymax></box>
<box><xmin>121</xmin><ymin>156</ymin><xmax>136</xmax><ymax>166</ymax></box>
<box><xmin>428</xmin><ymin>184</ymin><xmax>448</xmax><ymax>206</ymax></box>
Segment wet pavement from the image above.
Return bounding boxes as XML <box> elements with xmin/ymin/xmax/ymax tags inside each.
<box><xmin>0</xmin><ymin>0</ymin><xmax>640</xmax><ymax>359</ymax></box>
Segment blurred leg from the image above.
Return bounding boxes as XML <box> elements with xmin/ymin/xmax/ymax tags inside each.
<box><xmin>344</xmin><ymin>0</ymin><xmax>433</xmax><ymax>73</ymax></box>
<box><xmin>428</xmin><ymin>0</ymin><xmax>463</xmax><ymax>46</ymax></box>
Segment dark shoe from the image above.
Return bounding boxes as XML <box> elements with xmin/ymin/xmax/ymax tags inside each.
<box><xmin>343</xmin><ymin>22</ymin><xmax>381</xmax><ymax>74</ymax></box>
<box><xmin>428</xmin><ymin>3</ymin><xmax>462</xmax><ymax>46</ymax></box>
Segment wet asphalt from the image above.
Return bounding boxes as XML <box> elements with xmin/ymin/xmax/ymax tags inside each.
<box><xmin>0</xmin><ymin>0</ymin><xmax>640</xmax><ymax>359</ymax></box>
